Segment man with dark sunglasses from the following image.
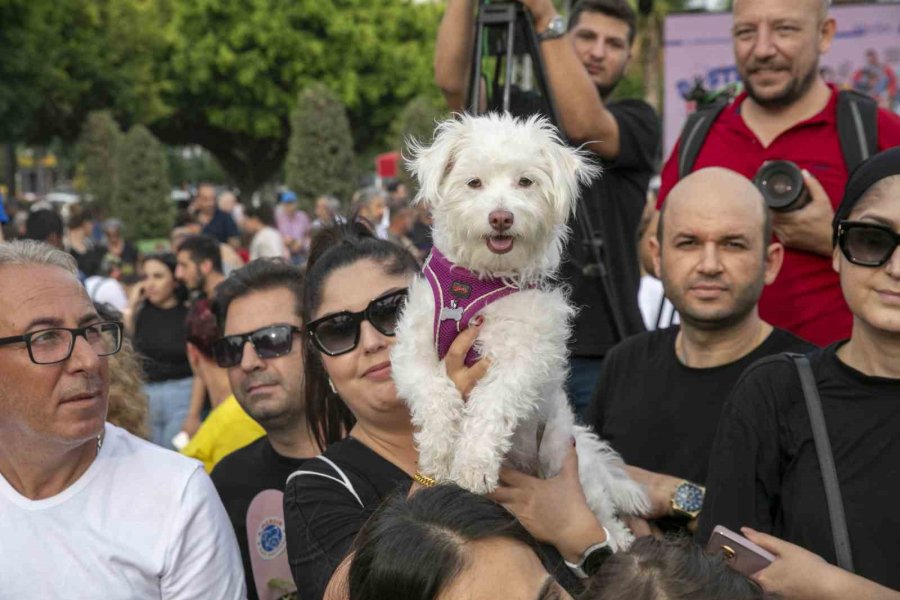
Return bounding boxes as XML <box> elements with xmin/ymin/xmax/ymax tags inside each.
<box><xmin>209</xmin><ymin>258</ymin><xmax>319</xmax><ymax>600</ymax></box>
<box><xmin>0</xmin><ymin>240</ymin><xmax>244</xmax><ymax>598</ymax></box>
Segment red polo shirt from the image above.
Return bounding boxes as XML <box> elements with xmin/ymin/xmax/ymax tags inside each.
<box><xmin>658</xmin><ymin>86</ymin><xmax>900</xmax><ymax>346</ymax></box>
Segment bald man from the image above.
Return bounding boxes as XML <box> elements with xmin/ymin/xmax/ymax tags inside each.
<box><xmin>658</xmin><ymin>0</ymin><xmax>900</xmax><ymax>347</ymax></box>
<box><xmin>587</xmin><ymin>168</ymin><xmax>815</xmax><ymax>534</ymax></box>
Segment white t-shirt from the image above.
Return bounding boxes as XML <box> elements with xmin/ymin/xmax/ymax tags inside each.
<box><xmin>638</xmin><ymin>274</ymin><xmax>679</xmax><ymax>331</ymax></box>
<box><xmin>0</xmin><ymin>423</ymin><xmax>246</xmax><ymax>599</ymax></box>
<box><xmin>249</xmin><ymin>226</ymin><xmax>288</xmax><ymax>261</ymax></box>
<box><xmin>84</xmin><ymin>276</ymin><xmax>129</xmax><ymax>312</ymax></box>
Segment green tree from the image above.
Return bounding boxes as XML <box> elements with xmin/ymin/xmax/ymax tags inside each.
<box><xmin>285</xmin><ymin>84</ymin><xmax>358</xmax><ymax>211</ymax></box>
<box><xmin>77</xmin><ymin>111</ymin><xmax>122</xmax><ymax>215</ymax></box>
<box><xmin>154</xmin><ymin>0</ymin><xmax>442</xmax><ymax>198</ymax></box>
<box><xmin>116</xmin><ymin>125</ymin><xmax>173</xmax><ymax>241</ymax></box>
<box><xmin>388</xmin><ymin>95</ymin><xmax>449</xmax><ymax>190</ymax></box>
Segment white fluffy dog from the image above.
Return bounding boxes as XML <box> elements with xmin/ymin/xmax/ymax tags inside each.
<box><xmin>391</xmin><ymin>113</ymin><xmax>647</xmax><ymax>549</ymax></box>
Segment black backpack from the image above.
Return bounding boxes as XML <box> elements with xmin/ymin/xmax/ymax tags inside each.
<box><xmin>676</xmin><ymin>90</ymin><xmax>879</xmax><ymax>179</ymax></box>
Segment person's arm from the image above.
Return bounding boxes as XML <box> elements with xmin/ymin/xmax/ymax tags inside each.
<box><xmin>160</xmin><ymin>468</ymin><xmax>246</xmax><ymax>599</ymax></box>
<box><xmin>770</xmin><ymin>168</ymin><xmax>833</xmax><ymax>257</ymax></box>
<box><xmin>743</xmin><ymin>528</ymin><xmax>900</xmax><ymax>600</ymax></box>
<box><xmin>283</xmin><ymin>466</ymin><xmax>373</xmax><ymax>600</ymax></box>
<box><xmin>517</xmin><ymin>0</ymin><xmax>621</xmax><ymax>158</ymax></box>
<box><xmin>488</xmin><ymin>445</ymin><xmax>610</xmax><ymax>563</ymax></box>
<box><xmin>180</xmin><ymin>377</ymin><xmax>207</xmax><ymax>438</ymax></box>
<box><xmin>696</xmin><ymin>361</ymin><xmax>784</xmax><ymax>542</ymax></box>
<box><xmin>434</xmin><ymin>0</ymin><xmax>479</xmax><ymax>113</ymax></box>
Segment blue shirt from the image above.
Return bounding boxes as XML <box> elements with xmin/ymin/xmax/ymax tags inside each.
<box><xmin>202</xmin><ymin>209</ymin><xmax>239</xmax><ymax>244</ymax></box>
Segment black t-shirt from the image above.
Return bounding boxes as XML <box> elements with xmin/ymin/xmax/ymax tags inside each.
<box><xmin>505</xmin><ymin>90</ymin><xmax>660</xmax><ymax>356</ymax></box>
<box><xmin>698</xmin><ymin>344</ymin><xmax>900</xmax><ymax>589</ymax></box>
<box><xmin>202</xmin><ymin>208</ymin><xmax>240</xmax><ymax>244</ymax></box>
<box><xmin>132</xmin><ymin>301</ymin><xmax>192</xmax><ymax>382</ymax></box>
<box><xmin>589</xmin><ymin>326</ymin><xmax>814</xmax><ymax>485</ymax></box>
<box><xmin>283</xmin><ymin>437</ymin><xmax>413</xmax><ymax>600</ymax></box>
<box><xmin>282</xmin><ymin>437</ymin><xmax>580</xmax><ymax>600</ymax></box>
<box><xmin>211</xmin><ymin>437</ymin><xmax>311</xmax><ymax>600</ymax></box>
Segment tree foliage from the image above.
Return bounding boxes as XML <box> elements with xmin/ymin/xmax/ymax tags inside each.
<box><xmin>115</xmin><ymin>125</ymin><xmax>173</xmax><ymax>241</ymax></box>
<box><xmin>153</xmin><ymin>0</ymin><xmax>442</xmax><ymax>197</ymax></box>
<box><xmin>388</xmin><ymin>95</ymin><xmax>449</xmax><ymax>191</ymax></box>
<box><xmin>285</xmin><ymin>84</ymin><xmax>358</xmax><ymax>212</ymax></box>
<box><xmin>0</xmin><ymin>0</ymin><xmax>171</xmax><ymax>145</ymax></box>
<box><xmin>77</xmin><ymin>111</ymin><xmax>121</xmax><ymax>215</ymax></box>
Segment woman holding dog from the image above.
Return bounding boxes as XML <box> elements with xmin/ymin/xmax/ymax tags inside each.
<box><xmin>699</xmin><ymin>147</ymin><xmax>900</xmax><ymax>595</ymax></box>
<box><xmin>283</xmin><ymin>224</ymin><xmax>611</xmax><ymax>600</ymax></box>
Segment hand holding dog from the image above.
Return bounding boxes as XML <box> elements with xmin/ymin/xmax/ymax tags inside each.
<box><xmin>444</xmin><ymin>316</ymin><xmax>491</xmax><ymax>401</ymax></box>
<box><xmin>771</xmin><ymin>169</ymin><xmax>834</xmax><ymax>257</ymax></box>
<box><xmin>489</xmin><ymin>445</ymin><xmax>608</xmax><ymax>563</ymax></box>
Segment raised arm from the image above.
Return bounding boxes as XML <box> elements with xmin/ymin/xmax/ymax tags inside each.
<box><xmin>434</xmin><ymin>0</ymin><xmax>478</xmax><ymax>113</ymax></box>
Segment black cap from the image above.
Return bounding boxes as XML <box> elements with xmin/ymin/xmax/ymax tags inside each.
<box><xmin>833</xmin><ymin>146</ymin><xmax>900</xmax><ymax>246</ymax></box>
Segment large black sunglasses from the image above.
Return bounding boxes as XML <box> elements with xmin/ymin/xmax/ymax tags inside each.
<box><xmin>213</xmin><ymin>324</ymin><xmax>302</xmax><ymax>368</ymax></box>
<box><xmin>0</xmin><ymin>321</ymin><xmax>123</xmax><ymax>365</ymax></box>
<box><xmin>837</xmin><ymin>220</ymin><xmax>900</xmax><ymax>267</ymax></box>
<box><xmin>306</xmin><ymin>289</ymin><xmax>408</xmax><ymax>356</ymax></box>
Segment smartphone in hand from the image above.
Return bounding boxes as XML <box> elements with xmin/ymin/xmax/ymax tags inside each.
<box><xmin>706</xmin><ymin>525</ymin><xmax>775</xmax><ymax>576</ymax></box>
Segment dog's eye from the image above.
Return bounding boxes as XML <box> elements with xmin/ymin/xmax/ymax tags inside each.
<box><xmin>518</xmin><ymin>177</ymin><xmax>534</xmax><ymax>188</ymax></box>
<box><xmin>467</xmin><ymin>178</ymin><xmax>482</xmax><ymax>189</ymax></box>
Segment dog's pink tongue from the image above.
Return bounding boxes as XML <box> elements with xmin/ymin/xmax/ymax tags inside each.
<box><xmin>487</xmin><ymin>236</ymin><xmax>514</xmax><ymax>254</ymax></box>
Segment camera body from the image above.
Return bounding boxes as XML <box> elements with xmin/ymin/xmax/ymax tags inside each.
<box><xmin>753</xmin><ymin>160</ymin><xmax>810</xmax><ymax>212</ymax></box>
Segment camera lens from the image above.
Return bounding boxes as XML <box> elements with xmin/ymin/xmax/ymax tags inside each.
<box><xmin>753</xmin><ymin>160</ymin><xmax>809</xmax><ymax>212</ymax></box>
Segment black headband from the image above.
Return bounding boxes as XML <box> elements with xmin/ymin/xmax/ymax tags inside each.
<box><xmin>833</xmin><ymin>146</ymin><xmax>900</xmax><ymax>245</ymax></box>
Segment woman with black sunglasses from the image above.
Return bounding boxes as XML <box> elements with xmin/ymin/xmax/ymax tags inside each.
<box><xmin>284</xmin><ymin>223</ymin><xmax>589</xmax><ymax>600</ymax></box>
<box><xmin>697</xmin><ymin>147</ymin><xmax>900</xmax><ymax>595</ymax></box>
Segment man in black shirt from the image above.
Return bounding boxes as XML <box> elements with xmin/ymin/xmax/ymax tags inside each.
<box><xmin>210</xmin><ymin>260</ymin><xmax>320</xmax><ymax>600</ymax></box>
<box><xmin>588</xmin><ymin>168</ymin><xmax>814</xmax><ymax>530</ymax></box>
<box><xmin>434</xmin><ymin>0</ymin><xmax>660</xmax><ymax>419</ymax></box>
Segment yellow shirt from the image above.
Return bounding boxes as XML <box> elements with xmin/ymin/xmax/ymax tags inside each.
<box><xmin>181</xmin><ymin>395</ymin><xmax>265</xmax><ymax>473</ymax></box>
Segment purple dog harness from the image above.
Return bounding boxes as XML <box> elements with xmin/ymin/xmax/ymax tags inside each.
<box><xmin>423</xmin><ymin>248</ymin><xmax>533</xmax><ymax>367</ymax></box>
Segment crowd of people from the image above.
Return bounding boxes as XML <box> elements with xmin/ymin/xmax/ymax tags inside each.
<box><xmin>1</xmin><ymin>0</ymin><xmax>900</xmax><ymax>599</ymax></box>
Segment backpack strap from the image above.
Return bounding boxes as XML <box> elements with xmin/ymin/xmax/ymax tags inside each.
<box><xmin>286</xmin><ymin>455</ymin><xmax>364</xmax><ymax>508</ymax></box>
<box><xmin>836</xmin><ymin>90</ymin><xmax>878</xmax><ymax>174</ymax></box>
<box><xmin>677</xmin><ymin>99</ymin><xmax>729</xmax><ymax>179</ymax></box>
<box><xmin>784</xmin><ymin>353</ymin><xmax>854</xmax><ymax>572</ymax></box>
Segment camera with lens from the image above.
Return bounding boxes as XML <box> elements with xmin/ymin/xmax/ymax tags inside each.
<box><xmin>753</xmin><ymin>160</ymin><xmax>810</xmax><ymax>212</ymax></box>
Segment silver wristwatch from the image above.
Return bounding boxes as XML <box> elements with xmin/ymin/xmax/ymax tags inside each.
<box><xmin>537</xmin><ymin>15</ymin><xmax>567</xmax><ymax>42</ymax></box>
<box><xmin>564</xmin><ymin>526</ymin><xmax>614</xmax><ymax>579</ymax></box>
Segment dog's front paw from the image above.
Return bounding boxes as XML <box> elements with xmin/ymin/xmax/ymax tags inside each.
<box><xmin>451</xmin><ymin>467</ymin><xmax>498</xmax><ymax>495</ymax></box>
<box><xmin>449</xmin><ymin>449</ymin><xmax>501</xmax><ymax>494</ymax></box>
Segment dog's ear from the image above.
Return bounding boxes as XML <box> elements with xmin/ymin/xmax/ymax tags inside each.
<box><xmin>543</xmin><ymin>141</ymin><xmax>601</xmax><ymax>224</ymax></box>
<box><xmin>405</xmin><ymin>115</ymin><xmax>469</xmax><ymax>208</ymax></box>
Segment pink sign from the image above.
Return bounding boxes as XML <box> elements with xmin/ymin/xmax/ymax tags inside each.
<box><xmin>663</xmin><ymin>5</ymin><xmax>900</xmax><ymax>157</ymax></box>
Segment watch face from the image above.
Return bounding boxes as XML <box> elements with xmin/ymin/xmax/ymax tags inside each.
<box><xmin>674</xmin><ymin>483</ymin><xmax>704</xmax><ymax>513</ymax></box>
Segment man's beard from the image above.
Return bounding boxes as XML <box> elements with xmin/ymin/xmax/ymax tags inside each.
<box><xmin>743</xmin><ymin>62</ymin><xmax>819</xmax><ymax>109</ymax></box>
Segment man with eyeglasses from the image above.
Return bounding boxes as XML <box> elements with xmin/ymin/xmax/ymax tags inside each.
<box><xmin>209</xmin><ymin>258</ymin><xmax>319</xmax><ymax>600</ymax></box>
<box><xmin>0</xmin><ymin>240</ymin><xmax>245</xmax><ymax>598</ymax></box>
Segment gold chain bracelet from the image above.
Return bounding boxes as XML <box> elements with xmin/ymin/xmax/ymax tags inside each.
<box><xmin>413</xmin><ymin>472</ymin><xmax>438</xmax><ymax>488</ymax></box>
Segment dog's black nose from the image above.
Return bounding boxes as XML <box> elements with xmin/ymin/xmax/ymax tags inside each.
<box><xmin>489</xmin><ymin>210</ymin><xmax>514</xmax><ymax>232</ymax></box>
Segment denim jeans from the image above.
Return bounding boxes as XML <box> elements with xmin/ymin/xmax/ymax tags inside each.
<box><xmin>565</xmin><ymin>357</ymin><xmax>604</xmax><ymax>424</ymax></box>
<box><xmin>145</xmin><ymin>376</ymin><xmax>194</xmax><ymax>450</ymax></box>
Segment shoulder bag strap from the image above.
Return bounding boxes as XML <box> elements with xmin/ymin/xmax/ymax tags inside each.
<box><xmin>677</xmin><ymin>100</ymin><xmax>728</xmax><ymax>179</ymax></box>
<box><xmin>285</xmin><ymin>455</ymin><xmax>365</xmax><ymax>508</ymax></box>
<box><xmin>836</xmin><ymin>90</ymin><xmax>878</xmax><ymax>174</ymax></box>
<box><xmin>787</xmin><ymin>353</ymin><xmax>854</xmax><ymax>571</ymax></box>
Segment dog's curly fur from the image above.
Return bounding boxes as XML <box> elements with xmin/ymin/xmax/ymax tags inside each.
<box><xmin>392</xmin><ymin>113</ymin><xmax>647</xmax><ymax>549</ymax></box>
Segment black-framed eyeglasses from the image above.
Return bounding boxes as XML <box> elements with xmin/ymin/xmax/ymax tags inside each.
<box><xmin>0</xmin><ymin>321</ymin><xmax>123</xmax><ymax>365</ymax></box>
<box><xmin>212</xmin><ymin>324</ymin><xmax>302</xmax><ymax>368</ymax></box>
<box><xmin>306</xmin><ymin>289</ymin><xmax>408</xmax><ymax>357</ymax></box>
<box><xmin>837</xmin><ymin>220</ymin><xmax>900</xmax><ymax>267</ymax></box>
